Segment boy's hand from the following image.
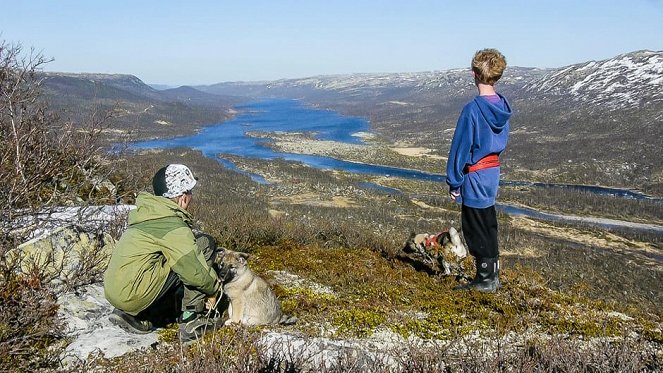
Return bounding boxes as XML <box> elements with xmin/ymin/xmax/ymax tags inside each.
<box><xmin>449</xmin><ymin>189</ymin><xmax>461</xmax><ymax>202</ymax></box>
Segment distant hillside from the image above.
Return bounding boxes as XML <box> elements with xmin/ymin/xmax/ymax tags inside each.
<box><xmin>196</xmin><ymin>51</ymin><xmax>663</xmax><ymax>192</ymax></box>
<box><xmin>149</xmin><ymin>83</ymin><xmax>176</xmax><ymax>91</ymax></box>
<box><xmin>524</xmin><ymin>50</ymin><xmax>663</xmax><ymax>110</ymax></box>
<box><xmin>196</xmin><ymin>67</ymin><xmax>548</xmax><ymax>141</ymax></box>
<box><xmin>159</xmin><ymin>85</ymin><xmax>244</xmax><ymax>107</ymax></box>
<box><xmin>507</xmin><ymin>50</ymin><xmax>663</xmax><ymax>191</ymax></box>
<box><xmin>40</xmin><ymin>72</ymin><xmax>246</xmax><ymax>142</ymax></box>
<box><xmin>42</xmin><ymin>51</ymin><xmax>663</xmax><ymax>191</ymax></box>
<box><xmin>43</xmin><ymin>72</ymin><xmax>163</xmax><ymax>100</ymax></box>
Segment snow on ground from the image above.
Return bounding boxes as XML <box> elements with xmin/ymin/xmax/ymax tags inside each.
<box><xmin>14</xmin><ymin>205</ymin><xmax>135</xmax><ymax>240</ymax></box>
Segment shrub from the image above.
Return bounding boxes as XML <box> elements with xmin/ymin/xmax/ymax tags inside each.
<box><xmin>0</xmin><ymin>40</ymin><xmax>120</xmax><ymax>371</ymax></box>
<box><xmin>0</xmin><ymin>271</ymin><xmax>64</xmax><ymax>371</ymax></box>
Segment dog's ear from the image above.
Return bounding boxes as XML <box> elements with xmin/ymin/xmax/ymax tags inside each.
<box><xmin>238</xmin><ymin>251</ymin><xmax>249</xmax><ymax>264</ymax></box>
<box><xmin>437</xmin><ymin>232</ymin><xmax>450</xmax><ymax>246</ymax></box>
<box><xmin>214</xmin><ymin>250</ymin><xmax>225</xmax><ymax>264</ymax></box>
<box><xmin>408</xmin><ymin>231</ymin><xmax>416</xmax><ymax>240</ymax></box>
<box><xmin>448</xmin><ymin>227</ymin><xmax>463</xmax><ymax>247</ymax></box>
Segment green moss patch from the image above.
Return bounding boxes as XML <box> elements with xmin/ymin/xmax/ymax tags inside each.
<box><xmin>249</xmin><ymin>244</ymin><xmax>659</xmax><ymax>342</ymax></box>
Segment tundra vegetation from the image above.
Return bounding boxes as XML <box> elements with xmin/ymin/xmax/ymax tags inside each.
<box><xmin>1</xmin><ymin>42</ymin><xmax>661</xmax><ymax>371</ymax></box>
<box><xmin>0</xmin><ymin>41</ymin><xmax>130</xmax><ymax>370</ymax></box>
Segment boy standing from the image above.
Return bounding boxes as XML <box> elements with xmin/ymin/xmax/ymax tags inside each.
<box><xmin>446</xmin><ymin>49</ymin><xmax>511</xmax><ymax>292</ymax></box>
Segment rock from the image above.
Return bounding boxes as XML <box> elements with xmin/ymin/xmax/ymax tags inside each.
<box><xmin>5</xmin><ymin>205</ymin><xmax>135</xmax><ymax>291</ymax></box>
<box><xmin>7</xmin><ymin>225</ymin><xmax>115</xmax><ymax>291</ymax></box>
<box><xmin>259</xmin><ymin>328</ymin><xmax>442</xmax><ymax>371</ymax></box>
<box><xmin>11</xmin><ymin>205</ymin><xmax>134</xmax><ymax>240</ymax></box>
<box><xmin>607</xmin><ymin>311</ymin><xmax>635</xmax><ymax>322</ymax></box>
<box><xmin>58</xmin><ymin>284</ymin><xmax>159</xmax><ymax>365</ymax></box>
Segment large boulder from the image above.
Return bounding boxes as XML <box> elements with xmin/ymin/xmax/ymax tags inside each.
<box><xmin>7</xmin><ymin>225</ymin><xmax>115</xmax><ymax>291</ymax></box>
<box><xmin>5</xmin><ymin>205</ymin><xmax>134</xmax><ymax>291</ymax></box>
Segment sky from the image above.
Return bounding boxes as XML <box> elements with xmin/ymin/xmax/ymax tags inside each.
<box><xmin>1</xmin><ymin>0</ymin><xmax>662</xmax><ymax>86</ymax></box>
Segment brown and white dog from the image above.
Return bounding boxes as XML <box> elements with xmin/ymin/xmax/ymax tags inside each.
<box><xmin>403</xmin><ymin>227</ymin><xmax>467</xmax><ymax>276</ymax></box>
<box><xmin>215</xmin><ymin>249</ymin><xmax>296</xmax><ymax>326</ymax></box>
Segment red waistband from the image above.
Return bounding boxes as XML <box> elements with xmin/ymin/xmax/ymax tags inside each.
<box><xmin>465</xmin><ymin>154</ymin><xmax>500</xmax><ymax>173</ymax></box>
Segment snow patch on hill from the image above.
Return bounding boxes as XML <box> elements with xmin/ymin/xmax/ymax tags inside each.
<box><xmin>526</xmin><ymin>50</ymin><xmax>663</xmax><ymax>109</ymax></box>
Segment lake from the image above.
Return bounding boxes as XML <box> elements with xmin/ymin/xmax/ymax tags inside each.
<box><xmin>132</xmin><ymin>99</ymin><xmax>663</xmax><ymax>234</ymax></box>
<box><xmin>133</xmin><ymin>99</ymin><xmax>449</xmax><ymax>183</ymax></box>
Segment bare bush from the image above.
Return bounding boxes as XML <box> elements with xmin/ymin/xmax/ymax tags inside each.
<box><xmin>0</xmin><ymin>272</ymin><xmax>64</xmax><ymax>371</ymax></box>
<box><xmin>1</xmin><ymin>39</ymin><xmax>121</xmax><ymax>258</ymax></box>
<box><xmin>1</xmin><ymin>40</ymin><xmax>128</xmax><ymax>234</ymax></box>
<box><xmin>0</xmin><ymin>40</ymin><xmax>124</xmax><ymax>371</ymax></box>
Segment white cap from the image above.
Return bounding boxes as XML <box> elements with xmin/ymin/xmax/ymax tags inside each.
<box><xmin>152</xmin><ymin>164</ymin><xmax>197</xmax><ymax>198</ymax></box>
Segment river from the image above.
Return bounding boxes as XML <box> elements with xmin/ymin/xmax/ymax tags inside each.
<box><xmin>132</xmin><ymin>99</ymin><xmax>663</xmax><ymax>234</ymax></box>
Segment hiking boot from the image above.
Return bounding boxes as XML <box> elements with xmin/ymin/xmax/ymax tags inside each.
<box><xmin>178</xmin><ymin>311</ymin><xmax>221</xmax><ymax>342</ymax></box>
<box><xmin>454</xmin><ymin>257</ymin><xmax>500</xmax><ymax>293</ymax></box>
<box><xmin>109</xmin><ymin>308</ymin><xmax>153</xmax><ymax>334</ymax></box>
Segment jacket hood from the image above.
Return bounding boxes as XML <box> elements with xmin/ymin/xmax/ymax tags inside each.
<box><xmin>128</xmin><ymin>192</ymin><xmax>193</xmax><ymax>225</ymax></box>
<box><xmin>474</xmin><ymin>93</ymin><xmax>512</xmax><ymax>132</ymax></box>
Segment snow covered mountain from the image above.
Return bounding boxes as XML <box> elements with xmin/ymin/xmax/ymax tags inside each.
<box><xmin>201</xmin><ymin>67</ymin><xmax>547</xmax><ymax>104</ymax></box>
<box><xmin>201</xmin><ymin>50</ymin><xmax>662</xmax><ymax>114</ymax></box>
<box><xmin>524</xmin><ymin>50</ymin><xmax>663</xmax><ymax>110</ymax></box>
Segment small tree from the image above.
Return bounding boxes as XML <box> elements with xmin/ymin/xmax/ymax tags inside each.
<box><xmin>1</xmin><ymin>41</ymin><xmax>103</xmax><ymax>211</ymax></box>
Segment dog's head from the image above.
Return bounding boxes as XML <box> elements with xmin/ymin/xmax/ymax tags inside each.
<box><xmin>403</xmin><ymin>228</ymin><xmax>467</xmax><ymax>259</ymax></box>
<box><xmin>404</xmin><ymin>231</ymin><xmax>431</xmax><ymax>252</ymax></box>
<box><xmin>214</xmin><ymin>249</ymin><xmax>250</xmax><ymax>282</ymax></box>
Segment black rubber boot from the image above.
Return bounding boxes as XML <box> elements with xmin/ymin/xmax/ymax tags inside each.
<box><xmin>454</xmin><ymin>257</ymin><xmax>500</xmax><ymax>293</ymax></box>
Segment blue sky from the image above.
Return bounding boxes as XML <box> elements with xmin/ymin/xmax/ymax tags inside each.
<box><xmin>1</xmin><ymin>0</ymin><xmax>662</xmax><ymax>85</ymax></box>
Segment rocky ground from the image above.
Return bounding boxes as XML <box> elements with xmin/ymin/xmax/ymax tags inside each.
<box><xmin>58</xmin><ymin>284</ymin><xmax>159</xmax><ymax>365</ymax></box>
<box><xmin>16</xmin><ymin>147</ymin><xmax>660</xmax><ymax>370</ymax></box>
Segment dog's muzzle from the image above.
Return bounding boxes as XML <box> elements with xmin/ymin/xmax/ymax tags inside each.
<box><xmin>215</xmin><ymin>265</ymin><xmax>233</xmax><ymax>283</ymax></box>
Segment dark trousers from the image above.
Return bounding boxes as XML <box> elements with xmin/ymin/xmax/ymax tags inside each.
<box><xmin>461</xmin><ymin>205</ymin><xmax>499</xmax><ymax>259</ymax></box>
<box><xmin>137</xmin><ymin>232</ymin><xmax>218</xmax><ymax>325</ymax></box>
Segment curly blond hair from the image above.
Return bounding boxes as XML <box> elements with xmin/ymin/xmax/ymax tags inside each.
<box><xmin>472</xmin><ymin>49</ymin><xmax>507</xmax><ymax>85</ymax></box>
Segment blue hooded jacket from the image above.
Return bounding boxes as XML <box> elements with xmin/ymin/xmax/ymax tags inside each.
<box><xmin>446</xmin><ymin>93</ymin><xmax>511</xmax><ymax>208</ymax></box>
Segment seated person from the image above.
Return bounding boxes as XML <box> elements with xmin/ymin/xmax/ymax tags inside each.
<box><xmin>104</xmin><ymin>164</ymin><xmax>222</xmax><ymax>341</ymax></box>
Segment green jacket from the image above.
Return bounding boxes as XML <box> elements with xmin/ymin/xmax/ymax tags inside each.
<box><xmin>104</xmin><ymin>192</ymin><xmax>219</xmax><ymax>315</ymax></box>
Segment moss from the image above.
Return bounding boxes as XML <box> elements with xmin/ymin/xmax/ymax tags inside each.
<box><xmin>245</xmin><ymin>242</ymin><xmax>652</xmax><ymax>341</ymax></box>
<box><xmin>332</xmin><ymin>308</ymin><xmax>387</xmax><ymax>337</ymax></box>
<box><xmin>274</xmin><ymin>285</ymin><xmax>337</xmax><ymax>318</ymax></box>
<box><xmin>542</xmin><ymin>314</ymin><xmax>623</xmax><ymax>337</ymax></box>
<box><xmin>640</xmin><ymin>319</ymin><xmax>663</xmax><ymax>343</ymax></box>
<box><xmin>157</xmin><ymin>323</ymin><xmax>179</xmax><ymax>343</ymax></box>
<box><xmin>390</xmin><ymin>307</ymin><xmax>476</xmax><ymax>340</ymax></box>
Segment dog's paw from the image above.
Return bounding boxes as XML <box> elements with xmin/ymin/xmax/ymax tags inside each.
<box><xmin>224</xmin><ymin>319</ymin><xmax>243</xmax><ymax>326</ymax></box>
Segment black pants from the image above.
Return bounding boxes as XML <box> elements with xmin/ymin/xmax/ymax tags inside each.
<box><xmin>137</xmin><ymin>271</ymin><xmax>182</xmax><ymax>327</ymax></box>
<box><xmin>461</xmin><ymin>205</ymin><xmax>498</xmax><ymax>259</ymax></box>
